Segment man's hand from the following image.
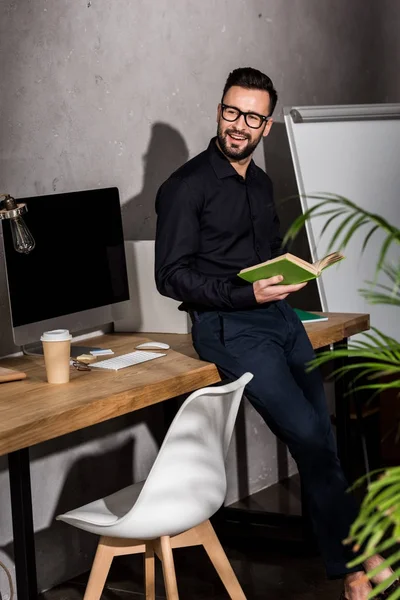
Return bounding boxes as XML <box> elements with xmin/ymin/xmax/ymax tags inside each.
<box><xmin>253</xmin><ymin>275</ymin><xmax>308</xmax><ymax>304</ymax></box>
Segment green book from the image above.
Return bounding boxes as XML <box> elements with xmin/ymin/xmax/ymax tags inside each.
<box><xmin>237</xmin><ymin>251</ymin><xmax>345</xmax><ymax>285</ymax></box>
<box><xmin>293</xmin><ymin>308</ymin><xmax>328</xmax><ymax>323</ymax></box>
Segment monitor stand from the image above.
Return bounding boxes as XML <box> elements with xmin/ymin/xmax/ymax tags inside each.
<box><xmin>22</xmin><ymin>344</ymin><xmax>105</xmax><ymax>358</ymax></box>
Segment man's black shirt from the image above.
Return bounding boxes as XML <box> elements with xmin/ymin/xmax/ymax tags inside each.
<box><xmin>155</xmin><ymin>138</ymin><xmax>285</xmax><ymax>312</ymax></box>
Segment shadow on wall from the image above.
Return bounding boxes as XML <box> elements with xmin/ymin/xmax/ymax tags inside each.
<box><xmin>122</xmin><ymin>122</ymin><xmax>189</xmax><ymax>241</ymax></box>
<box><xmin>264</xmin><ymin>122</ymin><xmax>322</xmax><ymax>482</ymax></box>
<box><xmin>263</xmin><ymin>122</ymin><xmax>322</xmax><ymax>312</ymax></box>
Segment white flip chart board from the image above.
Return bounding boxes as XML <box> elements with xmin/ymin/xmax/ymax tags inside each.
<box><xmin>284</xmin><ymin>104</ymin><xmax>400</xmax><ymax>342</ymax></box>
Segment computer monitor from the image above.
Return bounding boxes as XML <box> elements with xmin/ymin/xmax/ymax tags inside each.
<box><xmin>2</xmin><ymin>187</ymin><xmax>130</xmax><ymax>355</ymax></box>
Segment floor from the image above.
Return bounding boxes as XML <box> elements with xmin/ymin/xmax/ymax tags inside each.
<box><xmin>38</xmin><ymin>489</ymin><xmax>345</xmax><ymax>600</ymax></box>
<box><xmin>36</xmin><ymin>474</ymin><xmax>350</xmax><ymax>599</ymax></box>
<box><xmin>38</xmin><ymin>536</ymin><xmax>343</xmax><ymax>599</ymax></box>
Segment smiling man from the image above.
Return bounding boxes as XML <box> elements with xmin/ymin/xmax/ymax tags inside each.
<box><xmin>154</xmin><ymin>67</ymin><xmax>396</xmax><ymax>600</ymax></box>
<box><xmin>217</xmin><ymin>91</ymin><xmax>273</xmax><ymax>165</ymax></box>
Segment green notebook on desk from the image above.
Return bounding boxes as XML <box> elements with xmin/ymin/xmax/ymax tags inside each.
<box><xmin>293</xmin><ymin>308</ymin><xmax>328</xmax><ymax>323</ymax></box>
<box><xmin>237</xmin><ymin>251</ymin><xmax>345</xmax><ymax>285</ymax></box>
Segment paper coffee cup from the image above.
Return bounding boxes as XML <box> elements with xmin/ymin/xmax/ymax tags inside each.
<box><xmin>40</xmin><ymin>329</ymin><xmax>72</xmax><ymax>384</ymax></box>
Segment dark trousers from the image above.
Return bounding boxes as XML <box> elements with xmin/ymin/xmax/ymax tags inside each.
<box><xmin>191</xmin><ymin>300</ymin><xmax>361</xmax><ymax>579</ymax></box>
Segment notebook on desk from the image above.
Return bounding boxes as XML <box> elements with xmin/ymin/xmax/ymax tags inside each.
<box><xmin>0</xmin><ymin>367</ymin><xmax>27</xmax><ymax>383</ymax></box>
<box><xmin>293</xmin><ymin>309</ymin><xmax>328</xmax><ymax>323</ymax></box>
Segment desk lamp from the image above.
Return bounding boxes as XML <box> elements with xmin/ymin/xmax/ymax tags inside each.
<box><xmin>0</xmin><ymin>193</ymin><xmax>35</xmax><ymax>254</ymax></box>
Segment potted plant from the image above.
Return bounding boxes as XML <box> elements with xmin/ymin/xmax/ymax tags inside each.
<box><xmin>284</xmin><ymin>194</ymin><xmax>400</xmax><ymax>599</ymax></box>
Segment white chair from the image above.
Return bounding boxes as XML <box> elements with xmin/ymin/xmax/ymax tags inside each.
<box><xmin>57</xmin><ymin>372</ymin><xmax>253</xmax><ymax>600</ymax></box>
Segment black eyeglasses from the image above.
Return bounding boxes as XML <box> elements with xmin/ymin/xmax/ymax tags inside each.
<box><xmin>221</xmin><ymin>104</ymin><xmax>270</xmax><ymax>129</ymax></box>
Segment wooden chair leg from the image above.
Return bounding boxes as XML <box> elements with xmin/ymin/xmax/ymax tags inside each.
<box><xmin>154</xmin><ymin>536</ymin><xmax>179</xmax><ymax>600</ymax></box>
<box><xmin>145</xmin><ymin>543</ymin><xmax>155</xmax><ymax>600</ymax></box>
<box><xmin>200</xmin><ymin>520</ymin><xmax>246</xmax><ymax>600</ymax></box>
<box><xmin>83</xmin><ymin>537</ymin><xmax>115</xmax><ymax>600</ymax></box>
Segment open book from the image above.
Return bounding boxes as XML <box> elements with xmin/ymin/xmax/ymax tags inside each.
<box><xmin>238</xmin><ymin>251</ymin><xmax>345</xmax><ymax>285</ymax></box>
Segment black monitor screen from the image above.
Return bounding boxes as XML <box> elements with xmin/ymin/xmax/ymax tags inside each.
<box><xmin>3</xmin><ymin>187</ymin><xmax>130</xmax><ymax>327</ymax></box>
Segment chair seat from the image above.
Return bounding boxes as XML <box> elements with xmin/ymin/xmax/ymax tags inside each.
<box><xmin>57</xmin><ymin>481</ymin><xmax>145</xmax><ymax>531</ymax></box>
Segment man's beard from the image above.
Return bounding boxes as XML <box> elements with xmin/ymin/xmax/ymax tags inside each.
<box><xmin>217</xmin><ymin>123</ymin><xmax>262</xmax><ymax>161</ymax></box>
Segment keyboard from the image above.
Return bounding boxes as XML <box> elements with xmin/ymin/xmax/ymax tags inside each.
<box><xmin>90</xmin><ymin>350</ymin><xmax>166</xmax><ymax>371</ymax></box>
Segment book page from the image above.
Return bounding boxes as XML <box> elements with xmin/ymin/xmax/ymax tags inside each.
<box><xmin>289</xmin><ymin>254</ymin><xmax>318</xmax><ymax>274</ymax></box>
<box><xmin>313</xmin><ymin>251</ymin><xmax>345</xmax><ymax>273</ymax></box>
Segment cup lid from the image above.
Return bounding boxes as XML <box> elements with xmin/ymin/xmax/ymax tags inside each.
<box><xmin>40</xmin><ymin>329</ymin><xmax>72</xmax><ymax>342</ymax></box>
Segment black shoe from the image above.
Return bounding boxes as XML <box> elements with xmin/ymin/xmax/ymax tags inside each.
<box><xmin>376</xmin><ymin>579</ymin><xmax>400</xmax><ymax>599</ymax></box>
<box><xmin>339</xmin><ymin>579</ymin><xmax>399</xmax><ymax>600</ymax></box>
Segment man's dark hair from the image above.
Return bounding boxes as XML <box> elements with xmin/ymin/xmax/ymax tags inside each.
<box><xmin>222</xmin><ymin>67</ymin><xmax>278</xmax><ymax>116</ymax></box>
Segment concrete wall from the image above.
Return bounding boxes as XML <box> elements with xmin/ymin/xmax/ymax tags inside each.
<box><xmin>0</xmin><ymin>0</ymin><xmax>398</xmax><ymax>595</ymax></box>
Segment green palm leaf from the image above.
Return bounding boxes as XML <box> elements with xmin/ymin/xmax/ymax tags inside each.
<box><xmin>362</xmin><ymin>225</ymin><xmax>380</xmax><ymax>254</ymax></box>
<box><xmin>360</xmin><ymin>290</ymin><xmax>400</xmax><ymax>307</ymax></box>
<box><xmin>282</xmin><ymin>194</ymin><xmax>400</xmax><ymax>277</ymax></box>
<box><xmin>344</xmin><ymin>467</ymin><xmax>400</xmax><ymax>598</ymax></box>
<box><xmin>282</xmin><ymin>192</ymin><xmax>400</xmax><ymax>598</ymax></box>
<box><xmin>360</xmin><ymin>261</ymin><xmax>400</xmax><ymax>306</ymax></box>
<box><xmin>305</xmin><ymin>327</ymin><xmax>400</xmax><ymax>395</ymax></box>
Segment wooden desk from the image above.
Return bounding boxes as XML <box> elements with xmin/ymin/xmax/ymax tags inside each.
<box><xmin>0</xmin><ymin>313</ymin><xmax>369</xmax><ymax>599</ymax></box>
<box><xmin>0</xmin><ymin>333</ymin><xmax>220</xmax><ymax>600</ymax></box>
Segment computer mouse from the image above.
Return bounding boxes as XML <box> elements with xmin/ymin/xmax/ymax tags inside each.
<box><xmin>136</xmin><ymin>341</ymin><xmax>170</xmax><ymax>350</ymax></box>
